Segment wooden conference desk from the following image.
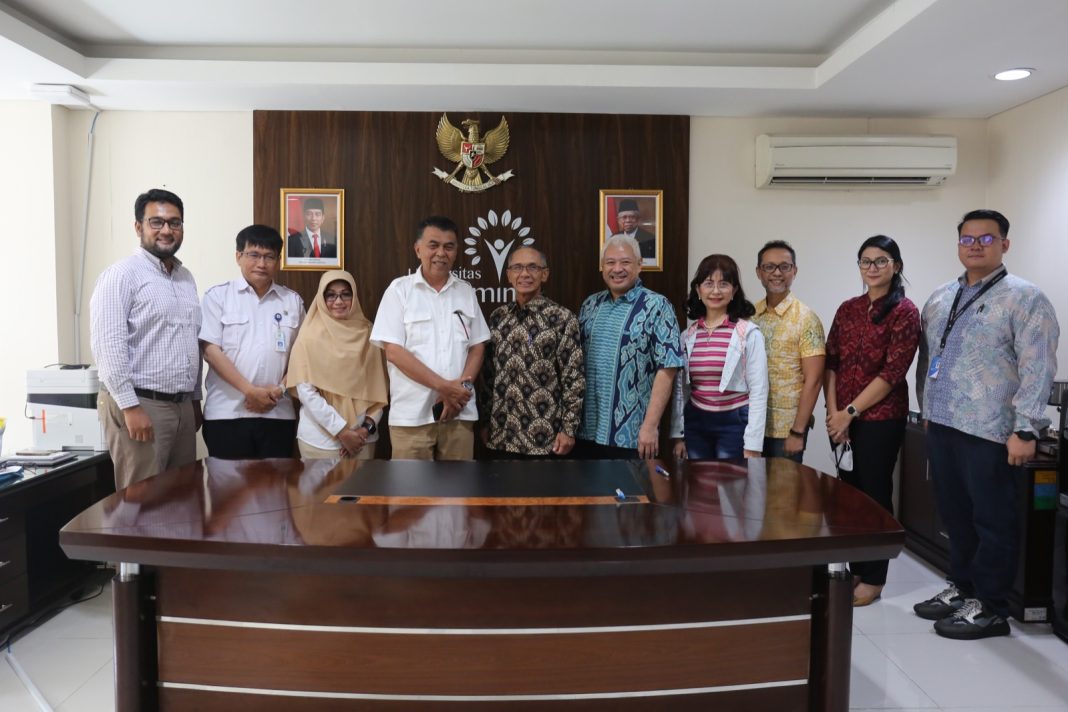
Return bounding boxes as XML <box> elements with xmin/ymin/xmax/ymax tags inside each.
<box><xmin>60</xmin><ymin>457</ymin><xmax>903</xmax><ymax>712</ymax></box>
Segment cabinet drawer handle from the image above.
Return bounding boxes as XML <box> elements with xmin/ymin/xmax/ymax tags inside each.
<box><xmin>0</xmin><ymin>561</ymin><xmax>8</xmax><ymax>568</ymax></box>
<box><xmin>0</xmin><ymin>603</ymin><xmax>12</xmax><ymax>614</ymax></box>
<box><xmin>0</xmin><ymin>517</ymin><xmax>9</xmax><ymax>524</ymax></box>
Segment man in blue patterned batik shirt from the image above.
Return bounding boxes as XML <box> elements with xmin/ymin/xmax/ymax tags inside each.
<box><xmin>575</xmin><ymin>234</ymin><xmax>684</xmax><ymax>459</ymax></box>
<box><xmin>914</xmin><ymin>209</ymin><xmax>1059</xmax><ymax>640</ymax></box>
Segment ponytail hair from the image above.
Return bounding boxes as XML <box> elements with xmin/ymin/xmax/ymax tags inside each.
<box><xmin>858</xmin><ymin>234</ymin><xmax>906</xmax><ymax>324</ymax></box>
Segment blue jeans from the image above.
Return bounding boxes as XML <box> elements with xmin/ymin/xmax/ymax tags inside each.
<box><xmin>683</xmin><ymin>401</ymin><xmax>748</xmax><ymax>460</ymax></box>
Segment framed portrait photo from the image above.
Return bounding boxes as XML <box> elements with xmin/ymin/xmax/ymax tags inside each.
<box><xmin>280</xmin><ymin>188</ymin><xmax>344</xmax><ymax>271</ymax></box>
<box><xmin>599</xmin><ymin>189</ymin><xmax>663</xmax><ymax>271</ymax></box>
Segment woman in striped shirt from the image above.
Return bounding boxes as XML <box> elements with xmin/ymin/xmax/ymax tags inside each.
<box><xmin>671</xmin><ymin>254</ymin><xmax>769</xmax><ymax>460</ymax></box>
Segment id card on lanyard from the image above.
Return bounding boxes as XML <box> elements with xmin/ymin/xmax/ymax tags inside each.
<box><xmin>274</xmin><ymin>313</ymin><xmax>287</xmax><ymax>352</ymax></box>
<box><xmin>928</xmin><ymin>270</ymin><xmax>1006</xmax><ymax>380</ymax></box>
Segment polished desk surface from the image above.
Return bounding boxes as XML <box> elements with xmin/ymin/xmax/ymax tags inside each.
<box><xmin>60</xmin><ymin>457</ymin><xmax>903</xmax><ymax>577</ymax></box>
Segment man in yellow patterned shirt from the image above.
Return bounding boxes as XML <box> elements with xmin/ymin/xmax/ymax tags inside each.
<box><xmin>751</xmin><ymin>241</ymin><xmax>825</xmax><ymax>463</ymax></box>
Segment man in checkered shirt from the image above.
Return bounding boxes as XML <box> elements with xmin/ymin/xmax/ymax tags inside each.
<box><xmin>90</xmin><ymin>189</ymin><xmax>203</xmax><ymax>489</ymax></box>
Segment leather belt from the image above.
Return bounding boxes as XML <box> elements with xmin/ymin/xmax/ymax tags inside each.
<box><xmin>134</xmin><ymin>387</ymin><xmax>194</xmax><ymax>403</ymax></box>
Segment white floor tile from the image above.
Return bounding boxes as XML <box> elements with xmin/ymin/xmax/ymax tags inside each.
<box><xmin>22</xmin><ymin>591</ymin><xmax>113</xmax><ymax>644</ymax></box>
<box><xmin>889</xmin><ymin>550</ymin><xmax>948</xmax><ymax>584</ymax></box>
<box><xmin>6</xmin><ymin>636</ymin><xmax>113</xmax><ymax>708</ymax></box>
<box><xmin>869</xmin><ymin>625</ymin><xmax>1068</xmax><ymax>708</ymax></box>
<box><xmin>852</xmin><ymin>579</ymin><xmax>946</xmax><ymax>636</ymax></box>
<box><xmin>849</xmin><ymin>633</ymin><xmax>939</xmax><ymax>709</ymax></box>
<box><xmin>0</xmin><ymin>654</ymin><xmax>44</xmax><ymax>712</ymax></box>
<box><xmin>56</xmin><ymin>660</ymin><xmax>114</xmax><ymax>712</ymax></box>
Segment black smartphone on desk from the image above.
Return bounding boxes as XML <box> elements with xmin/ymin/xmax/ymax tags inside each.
<box><xmin>432</xmin><ymin>401</ymin><xmax>445</xmax><ymax>421</ymax></box>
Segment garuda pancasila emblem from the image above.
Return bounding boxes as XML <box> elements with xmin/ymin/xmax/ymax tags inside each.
<box><xmin>432</xmin><ymin>114</ymin><xmax>515</xmax><ymax>193</ymax></box>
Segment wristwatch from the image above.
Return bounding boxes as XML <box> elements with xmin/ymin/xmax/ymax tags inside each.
<box><xmin>361</xmin><ymin>418</ymin><xmax>377</xmax><ymax>436</ymax></box>
<box><xmin>1014</xmin><ymin>430</ymin><xmax>1036</xmax><ymax>442</ymax></box>
<box><xmin>461</xmin><ymin>380</ymin><xmax>474</xmax><ymax>392</ymax></box>
<box><xmin>846</xmin><ymin>404</ymin><xmax>860</xmax><ymax>417</ymax></box>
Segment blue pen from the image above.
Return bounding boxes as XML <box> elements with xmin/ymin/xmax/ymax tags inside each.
<box><xmin>614</xmin><ymin>488</ymin><xmax>626</xmax><ymax>501</ymax></box>
<box><xmin>655</xmin><ymin>465</ymin><xmax>671</xmax><ymax>478</ymax></box>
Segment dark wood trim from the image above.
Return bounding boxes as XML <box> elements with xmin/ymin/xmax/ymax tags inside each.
<box><xmin>112</xmin><ymin>572</ymin><xmax>157</xmax><ymax>712</ymax></box>
<box><xmin>158</xmin><ymin>619</ymin><xmax>810</xmax><ymax>694</ymax></box>
<box><xmin>159</xmin><ymin>684</ymin><xmax>809</xmax><ymax>711</ymax></box>
<box><xmin>155</xmin><ymin>567</ymin><xmax>813</xmax><ymax>628</ymax></box>
<box><xmin>808</xmin><ymin>568</ymin><xmax>853</xmax><ymax>712</ymax></box>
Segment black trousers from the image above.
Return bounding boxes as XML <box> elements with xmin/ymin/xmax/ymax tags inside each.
<box><xmin>202</xmin><ymin>418</ymin><xmax>297</xmax><ymax>459</ymax></box>
<box><xmin>926</xmin><ymin>422</ymin><xmax>1022</xmax><ymax>617</ymax></box>
<box><xmin>837</xmin><ymin>418</ymin><xmax>906</xmax><ymax>586</ymax></box>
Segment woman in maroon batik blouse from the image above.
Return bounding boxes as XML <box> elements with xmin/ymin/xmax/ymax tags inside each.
<box><xmin>824</xmin><ymin>235</ymin><xmax>920</xmax><ymax>607</ymax></box>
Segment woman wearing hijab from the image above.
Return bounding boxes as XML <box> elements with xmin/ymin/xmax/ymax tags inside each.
<box><xmin>287</xmin><ymin>270</ymin><xmax>389</xmax><ymax>459</ymax></box>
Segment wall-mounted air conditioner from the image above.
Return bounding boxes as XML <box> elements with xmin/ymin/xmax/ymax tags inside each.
<box><xmin>755</xmin><ymin>134</ymin><xmax>957</xmax><ymax>188</ymax></box>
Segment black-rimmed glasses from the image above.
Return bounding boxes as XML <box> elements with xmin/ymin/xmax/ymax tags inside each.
<box><xmin>759</xmin><ymin>262</ymin><xmax>795</xmax><ymax>274</ymax></box>
<box><xmin>958</xmin><ymin>234</ymin><xmax>1003</xmax><ymax>247</ymax></box>
<box><xmin>144</xmin><ymin>217</ymin><xmax>184</xmax><ymax>230</ymax></box>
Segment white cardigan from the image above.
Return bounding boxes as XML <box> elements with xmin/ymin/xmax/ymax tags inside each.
<box><xmin>669</xmin><ymin>318</ymin><xmax>769</xmax><ymax>453</ymax></box>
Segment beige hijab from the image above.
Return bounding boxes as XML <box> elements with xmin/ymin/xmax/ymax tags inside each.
<box><xmin>286</xmin><ymin>270</ymin><xmax>388</xmax><ymax>426</ymax></box>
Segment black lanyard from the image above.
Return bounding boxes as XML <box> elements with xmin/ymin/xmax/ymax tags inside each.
<box><xmin>938</xmin><ymin>269</ymin><xmax>1007</xmax><ymax>351</ymax></box>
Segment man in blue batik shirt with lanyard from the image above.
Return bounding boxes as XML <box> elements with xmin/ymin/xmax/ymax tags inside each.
<box><xmin>914</xmin><ymin>209</ymin><xmax>1059</xmax><ymax>640</ymax></box>
<box><xmin>575</xmin><ymin>234</ymin><xmax>684</xmax><ymax>459</ymax></box>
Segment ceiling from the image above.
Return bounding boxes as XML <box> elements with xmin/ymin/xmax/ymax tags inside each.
<box><xmin>0</xmin><ymin>0</ymin><xmax>1065</xmax><ymax>117</ymax></box>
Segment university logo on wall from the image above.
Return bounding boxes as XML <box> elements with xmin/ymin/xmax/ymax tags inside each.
<box><xmin>454</xmin><ymin>209</ymin><xmax>534</xmax><ymax>304</ymax></box>
<box><xmin>433</xmin><ymin>114</ymin><xmax>515</xmax><ymax>193</ymax></box>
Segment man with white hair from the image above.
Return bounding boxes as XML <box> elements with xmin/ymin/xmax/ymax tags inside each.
<box><xmin>575</xmin><ymin>234</ymin><xmax>684</xmax><ymax>458</ymax></box>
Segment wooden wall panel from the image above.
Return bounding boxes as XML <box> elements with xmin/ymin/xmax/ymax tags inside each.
<box><xmin>253</xmin><ymin>111</ymin><xmax>689</xmax><ymax>323</ymax></box>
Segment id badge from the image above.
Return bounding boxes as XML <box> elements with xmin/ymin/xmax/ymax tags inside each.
<box><xmin>274</xmin><ymin>313</ymin><xmax>286</xmax><ymax>352</ymax></box>
<box><xmin>927</xmin><ymin>354</ymin><xmax>941</xmax><ymax>380</ymax></box>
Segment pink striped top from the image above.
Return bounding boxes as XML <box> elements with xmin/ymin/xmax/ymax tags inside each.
<box><xmin>689</xmin><ymin>318</ymin><xmax>749</xmax><ymax>412</ymax></box>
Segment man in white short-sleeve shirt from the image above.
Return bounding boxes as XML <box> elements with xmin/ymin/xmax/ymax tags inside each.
<box><xmin>199</xmin><ymin>225</ymin><xmax>306</xmax><ymax>459</ymax></box>
<box><xmin>370</xmin><ymin>216</ymin><xmax>489</xmax><ymax>460</ymax></box>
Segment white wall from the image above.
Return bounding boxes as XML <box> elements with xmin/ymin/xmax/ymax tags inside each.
<box><xmin>0</xmin><ymin>107</ymin><xmax>252</xmax><ymax>454</ymax></box>
<box><xmin>688</xmin><ymin>117</ymin><xmax>989</xmax><ymax>469</ymax></box>
<box><xmin>0</xmin><ymin>102</ymin><xmax>62</xmax><ymax>451</ymax></box>
<box><xmin>67</xmin><ymin>111</ymin><xmax>255</xmax><ymax>362</ymax></box>
<box><xmin>987</xmin><ymin>85</ymin><xmax>1068</xmax><ymax>388</ymax></box>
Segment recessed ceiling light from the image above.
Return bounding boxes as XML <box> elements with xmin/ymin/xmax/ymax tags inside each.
<box><xmin>994</xmin><ymin>68</ymin><xmax>1033</xmax><ymax>81</ymax></box>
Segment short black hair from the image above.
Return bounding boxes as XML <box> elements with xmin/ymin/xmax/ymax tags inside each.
<box><xmin>757</xmin><ymin>239</ymin><xmax>796</xmax><ymax>267</ymax></box>
<box><xmin>135</xmin><ymin>189</ymin><xmax>183</xmax><ymax>222</ymax></box>
<box><xmin>416</xmin><ymin>215</ymin><xmax>460</xmax><ymax>243</ymax></box>
<box><xmin>958</xmin><ymin>209</ymin><xmax>1009</xmax><ymax>238</ymax></box>
<box><xmin>235</xmin><ymin>224</ymin><xmax>282</xmax><ymax>253</ymax></box>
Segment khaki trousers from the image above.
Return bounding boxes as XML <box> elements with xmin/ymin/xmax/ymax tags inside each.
<box><xmin>390</xmin><ymin>420</ymin><xmax>474</xmax><ymax>460</ymax></box>
<box><xmin>99</xmin><ymin>390</ymin><xmax>197</xmax><ymax>490</ymax></box>
<box><xmin>298</xmin><ymin>439</ymin><xmax>376</xmax><ymax>460</ymax></box>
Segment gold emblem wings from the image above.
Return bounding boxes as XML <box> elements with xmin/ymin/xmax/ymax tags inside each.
<box><xmin>436</xmin><ymin>114</ymin><xmax>510</xmax><ymax>165</ymax></box>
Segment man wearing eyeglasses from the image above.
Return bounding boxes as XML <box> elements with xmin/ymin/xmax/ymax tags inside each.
<box><xmin>90</xmin><ymin>189</ymin><xmax>203</xmax><ymax>489</ymax></box>
<box><xmin>371</xmin><ymin>216</ymin><xmax>490</xmax><ymax>460</ymax></box>
<box><xmin>480</xmin><ymin>247</ymin><xmax>585</xmax><ymax>457</ymax></box>
<box><xmin>913</xmin><ymin>209</ymin><xmax>1059</xmax><ymax>640</ymax></box>
<box><xmin>751</xmin><ymin>240</ymin><xmax>826</xmax><ymax>463</ymax></box>
<box><xmin>198</xmin><ymin>225</ymin><xmax>306</xmax><ymax>459</ymax></box>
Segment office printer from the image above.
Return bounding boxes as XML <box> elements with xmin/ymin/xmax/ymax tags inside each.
<box><xmin>26</xmin><ymin>367</ymin><xmax>106</xmax><ymax>451</ymax></box>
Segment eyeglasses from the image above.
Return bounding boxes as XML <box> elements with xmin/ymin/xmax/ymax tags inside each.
<box><xmin>506</xmin><ymin>264</ymin><xmax>546</xmax><ymax>274</ymax></box>
<box><xmin>700</xmin><ymin>279</ymin><xmax>733</xmax><ymax>292</ymax></box>
<box><xmin>324</xmin><ymin>292</ymin><xmax>353</xmax><ymax>303</ymax></box>
<box><xmin>858</xmin><ymin>257</ymin><xmax>892</xmax><ymax>270</ymax></box>
<box><xmin>958</xmin><ymin>234</ymin><xmax>1003</xmax><ymax>247</ymax></box>
<box><xmin>144</xmin><ymin>217</ymin><xmax>184</xmax><ymax>230</ymax></box>
<box><xmin>240</xmin><ymin>251</ymin><xmax>278</xmax><ymax>264</ymax></box>
<box><xmin>759</xmin><ymin>262</ymin><xmax>795</xmax><ymax>274</ymax></box>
